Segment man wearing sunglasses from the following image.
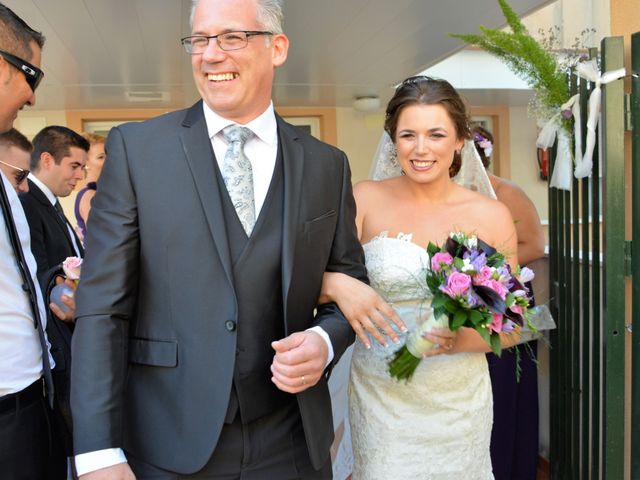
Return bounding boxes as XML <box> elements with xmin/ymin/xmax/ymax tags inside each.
<box><xmin>0</xmin><ymin>3</ymin><xmax>68</xmax><ymax>480</ymax></box>
<box><xmin>0</xmin><ymin>128</ymin><xmax>32</xmax><ymax>193</ymax></box>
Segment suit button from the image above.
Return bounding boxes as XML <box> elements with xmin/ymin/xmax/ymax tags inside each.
<box><xmin>225</xmin><ymin>320</ymin><xmax>236</xmax><ymax>332</ymax></box>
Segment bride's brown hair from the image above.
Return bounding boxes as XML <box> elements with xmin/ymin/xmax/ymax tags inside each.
<box><xmin>384</xmin><ymin>76</ymin><xmax>470</xmax><ymax>177</ymax></box>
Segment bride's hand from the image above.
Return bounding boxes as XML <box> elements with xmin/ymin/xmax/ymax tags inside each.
<box><xmin>319</xmin><ymin>271</ymin><xmax>406</xmax><ymax>348</ymax></box>
<box><xmin>421</xmin><ymin>327</ymin><xmax>457</xmax><ymax>357</ymax></box>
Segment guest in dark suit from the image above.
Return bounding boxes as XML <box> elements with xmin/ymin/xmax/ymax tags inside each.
<box><xmin>71</xmin><ymin>0</ymin><xmax>366</xmax><ymax>479</ymax></box>
<box><xmin>19</xmin><ymin>124</ymin><xmax>89</xmax><ymax>466</ymax></box>
<box><xmin>0</xmin><ymin>4</ymin><xmax>67</xmax><ymax>479</ymax></box>
<box><xmin>0</xmin><ymin>128</ymin><xmax>32</xmax><ymax>194</ymax></box>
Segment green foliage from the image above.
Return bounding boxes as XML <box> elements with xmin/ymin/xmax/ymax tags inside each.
<box><xmin>450</xmin><ymin>0</ymin><xmax>569</xmax><ymax>121</ymax></box>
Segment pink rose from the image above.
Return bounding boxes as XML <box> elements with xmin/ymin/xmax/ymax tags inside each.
<box><xmin>489</xmin><ymin>313</ymin><xmax>503</xmax><ymax>334</ymax></box>
<box><xmin>487</xmin><ymin>279</ymin><xmax>507</xmax><ymax>300</ymax></box>
<box><xmin>441</xmin><ymin>272</ymin><xmax>472</xmax><ymax>298</ymax></box>
<box><xmin>62</xmin><ymin>256</ymin><xmax>82</xmax><ymax>280</ymax></box>
<box><xmin>472</xmin><ymin>266</ymin><xmax>493</xmax><ymax>286</ymax></box>
<box><xmin>431</xmin><ymin>252</ymin><xmax>453</xmax><ymax>272</ymax></box>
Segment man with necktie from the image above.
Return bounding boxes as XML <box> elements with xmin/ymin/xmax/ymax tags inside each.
<box><xmin>0</xmin><ymin>3</ymin><xmax>67</xmax><ymax>478</ymax></box>
<box><xmin>19</xmin><ymin>124</ymin><xmax>88</xmax><ymax>468</ymax></box>
<box><xmin>71</xmin><ymin>0</ymin><xmax>366</xmax><ymax>478</ymax></box>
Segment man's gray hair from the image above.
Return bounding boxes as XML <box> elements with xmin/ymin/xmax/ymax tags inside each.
<box><xmin>189</xmin><ymin>0</ymin><xmax>284</xmax><ymax>34</ymax></box>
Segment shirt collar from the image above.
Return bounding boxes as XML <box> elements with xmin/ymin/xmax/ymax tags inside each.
<box><xmin>28</xmin><ymin>173</ymin><xmax>57</xmax><ymax>206</ymax></box>
<box><xmin>202</xmin><ymin>101</ymin><xmax>277</xmax><ymax>146</ymax></box>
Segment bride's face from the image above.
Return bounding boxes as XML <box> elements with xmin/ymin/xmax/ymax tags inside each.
<box><xmin>394</xmin><ymin>104</ymin><xmax>464</xmax><ymax>182</ymax></box>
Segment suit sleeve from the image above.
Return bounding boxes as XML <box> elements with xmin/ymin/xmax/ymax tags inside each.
<box><xmin>313</xmin><ymin>151</ymin><xmax>367</xmax><ymax>370</ymax></box>
<box><xmin>70</xmin><ymin>126</ymin><xmax>139</xmax><ymax>455</ymax></box>
<box><xmin>19</xmin><ymin>194</ymin><xmax>52</xmax><ymax>283</ymax></box>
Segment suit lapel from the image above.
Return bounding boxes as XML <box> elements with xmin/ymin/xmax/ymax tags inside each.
<box><xmin>179</xmin><ymin>102</ymin><xmax>234</xmax><ymax>285</ymax></box>
<box><xmin>277</xmin><ymin>116</ymin><xmax>304</xmax><ymax>310</ymax></box>
<box><xmin>29</xmin><ymin>180</ymin><xmax>78</xmax><ymax>255</ymax></box>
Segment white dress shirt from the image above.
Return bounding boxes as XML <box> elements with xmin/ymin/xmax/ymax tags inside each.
<box><xmin>28</xmin><ymin>174</ymin><xmax>82</xmax><ymax>257</ymax></box>
<box><xmin>0</xmin><ymin>170</ymin><xmax>53</xmax><ymax>396</ymax></box>
<box><xmin>76</xmin><ymin>103</ymin><xmax>335</xmax><ymax>475</ymax></box>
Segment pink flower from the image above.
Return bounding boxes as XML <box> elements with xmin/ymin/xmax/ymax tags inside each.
<box><xmin>487</xmin><ymin>279</ymin><xmax>507</xmax><ymax>300</ymax></box>
<box><xmin>62</xmin><ymin>256</ymin><xmax>82</xmax><ymax>280</ymax></box>
<box><xmin>489</xmin><ymin>313</ymin><xmax>503</xmax><ymax>334</ymax></box>
<box><xmin>431</xmin><ymin>252</ymin><xmax>453</xmax><ymax>272</ymax></box>
<box><xmin>473</xmin><ymin>266</ymin><xmax>493</xmax><ymax>286</ymax></box>
<box><xmin>441</xmin><ymin>272</ymin><xmax>472</xmax><ymax>298</ymax></box>
<box><xmin>510</xmin><ymin>304</ymin><xmax>524</xmax><ymax>315</ymax></box>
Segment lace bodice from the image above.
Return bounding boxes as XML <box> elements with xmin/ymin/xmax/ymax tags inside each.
<box><xmin>363</xmin><ymin>232</ymin><xmax>430</xmax><ymax>303</ymax></box>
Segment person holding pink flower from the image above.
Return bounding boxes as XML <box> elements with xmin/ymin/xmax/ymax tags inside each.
<box><xmin>320</xmin><ymin>76</ymin><xmax>520</xmax><ymax>479</ymax></box>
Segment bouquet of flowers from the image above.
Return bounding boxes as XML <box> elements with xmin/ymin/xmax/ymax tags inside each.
<box><xmin>388</xmin><ymin>232</ymin><xmax>535</xmax><ymax>381</ymax></box>
<box><xmin>50</xmin><ymin>256</ymin><xmax>82</xmax><ymax>314</ymax></box>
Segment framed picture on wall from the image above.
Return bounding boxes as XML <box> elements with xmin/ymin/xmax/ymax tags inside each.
<box><xmin>283</xmin><ymin>116</ymin><xmax>321</xmax><ymax>138</ymax></box>
<box><xmin>83</xmin><ymin>120</ymin><xmax>136</xmax><ymax>138</ymax></box>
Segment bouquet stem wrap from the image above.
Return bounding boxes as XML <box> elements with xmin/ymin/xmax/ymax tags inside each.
<box><xmin>389</xmin><ymin>302</ymin><xmax>448</xmax><ymax>381</ymax></box>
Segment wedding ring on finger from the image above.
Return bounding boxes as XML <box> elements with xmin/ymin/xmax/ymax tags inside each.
<box><xmin>300</xmin><ymin>375</ymin><xmax>307</xmax><ymax>386</ymax></box>
<box><xmin>445</xmin><ymin>342</ymin><xmax>453</xmax><ymax>351</ymax></box>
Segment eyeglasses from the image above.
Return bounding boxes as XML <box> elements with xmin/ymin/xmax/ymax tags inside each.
<box><xmin>0</xmin><ymin>159</ymin><xmax>30</xmax><ymax>184</ymax></box>
<box><xmin>0</xmin><ymin>49</ymin><xmax>44</xmax><ymax>93</ymax></box>
<box><xmin>181</xmin><ymin>31</ymin><xmax>273</xmax><ymax>54</ymax></box>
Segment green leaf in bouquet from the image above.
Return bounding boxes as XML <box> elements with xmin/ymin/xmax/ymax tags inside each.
<box><xmin>469</xmin><ymin>309</ymin><xmax>484</xmax><ymax>326</ymax></box>
<box><xmin>427</xmin><ymin>242</ymin><xmax>440</xmax><ymax>257</ymax></box>
<box><xmin>478</xmin><ymin>325</ymin><xmax>492</xmax><ymax>345</ymax></box>
<box><xmin>490</xmin><ymin>333</ymin><xmax>503</xmax><ymax>356</ymax></box>
<box><xmin>505</xmin><ymin>292</ymin><xmax>516</xmax><ymax>308</ymax></box>
<box><xmin>444</xmin><ymin>299</ymin><xmax>459</xmax><ymax>314</ymax></box>
<box><xmin>451</xmin><ymin>310</ymin><xmax>468</xmax><ymax>330</ymax></box>
<box><xmin>432</xmin><ymin>293</ymin><xmax>448</xmax><ymax>309</ymax></box>
<box><xmin>427</xmin><ymin>275</ymin><xmax>442</xmax><ymax>292</ymax></box>
<box><xmin>453</xmin><ymin>257</ymin><xmax>465</xmax><ymax>270</ymax></box>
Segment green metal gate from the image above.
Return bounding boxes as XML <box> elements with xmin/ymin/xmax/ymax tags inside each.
<box><xmin>548</xmin><ymin>34</ymin><xmax>637</xmax><ymax>479</ymax></box>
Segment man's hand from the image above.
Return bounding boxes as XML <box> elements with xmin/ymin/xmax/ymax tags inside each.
<box><xmin>79</xmin><ymin>463</ymin><xmax>135</xmax><ymax>480</ymax></box>
<box><xmin>49</xmin><ymin>276</ymin><xmax>76</xmax><ymax>322</ymax></box>
<box><xmin>271</xmin><ymin>331</ymin><xmax>328</xmax><ymax>393</ymax></box>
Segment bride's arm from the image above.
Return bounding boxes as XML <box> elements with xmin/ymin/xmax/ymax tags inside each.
<box><xmin>319</xmin><ymin>272</ymin><xmax>405</xmax><ymax>348</ymax></box>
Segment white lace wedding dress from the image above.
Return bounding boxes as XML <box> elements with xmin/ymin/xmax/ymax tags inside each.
<box><xmin>348</xmin><ymin>232</ymin><xmax>494</xmax><ymax>479</ymax></box>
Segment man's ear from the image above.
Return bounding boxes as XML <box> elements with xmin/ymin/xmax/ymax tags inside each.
<box><xmin>271</xmin><ymin>33</ymin><xmax>289</xmax><ymax>68</ymax></box>
<box><xmin>39</xmin><ymin>151</ymin><xmax>55</xmax><ymax>171</ymax></box>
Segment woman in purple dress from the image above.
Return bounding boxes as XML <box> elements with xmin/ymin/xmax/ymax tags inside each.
<box><xmin>74</xmin><ymin>132</ymin><xmax>105</xmax><ymax>239</ymax></box>
<box><xmin>472</xmin><ymin>125</ymin><xmax>545</xmax><ymax>480</ymax></box>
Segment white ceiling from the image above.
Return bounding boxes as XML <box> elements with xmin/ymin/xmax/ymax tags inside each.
<box><xmin>5</xmin><ymin>0</ymin><xmax>552</xmax><ymax>111</ymax></box>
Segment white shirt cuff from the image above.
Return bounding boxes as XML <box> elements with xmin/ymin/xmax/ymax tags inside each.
<box><xmin>75</xmin><ymin>448</ymin><xmax>127</xmax><ymax>476</ymax></box>
<box><xmin>307</xmin><ymin>326</ymin><xmax>334</xmax><ymax>368</ymax></box>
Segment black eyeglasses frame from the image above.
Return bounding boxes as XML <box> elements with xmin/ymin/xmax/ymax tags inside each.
<box><xmin>181</xmin><ymin>31</ymin><xmax>273</xmax><ymax>54</ymax></box>
<box><xmin>0</xmin><ymin>49</ymin><xmax>44</xmax><ymax>92</ymax></box>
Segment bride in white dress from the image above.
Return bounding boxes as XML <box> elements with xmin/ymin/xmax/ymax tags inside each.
<box><xmin>321</xmin><ymin>76</ymin><xmax>519</xmax><ymax>479</ymax></box>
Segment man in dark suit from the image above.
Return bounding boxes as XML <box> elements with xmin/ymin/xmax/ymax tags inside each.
<box><xmin>71</xmin><ymin>0</ymin><xmax>366</xmax><ymax>479</ymax></box>
<box><xmin>20</xmin><ymin>124</ymin><xmax>88</xmax><ymax>466</ymax></box>
<box><xmin>0</xmin><ymin>4</ymin><xmax>68</xmax><ymax>478</ymax></box>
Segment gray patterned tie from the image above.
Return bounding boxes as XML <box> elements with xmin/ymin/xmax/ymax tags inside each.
<box><xmin>221</xmin><ymin>125</ymin><xmax>255</xmax><ymax>235</ymax></box>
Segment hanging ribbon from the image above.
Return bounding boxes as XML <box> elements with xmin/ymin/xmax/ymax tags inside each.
<box><xmin>537</xmin><ymin>94</ymin><xmax>580</xmax><ymax>191</ymax></box>
<box><xmin>574</xmin><ymin>59</ymin><xmax>626</xmax><ymax>179</ymax></box>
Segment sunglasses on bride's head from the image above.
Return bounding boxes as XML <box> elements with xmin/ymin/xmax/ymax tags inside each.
<box><xmin>398</xmin><ymin>75</ymin><xmax>436</xmax><ymax>89</ymax></box>
<box><xmin>0</xmin><ymin>159</ymin><xmax>30</xmax><ymax>184</ymax></box>
<box><xmin>0</xmin><ymin>49</ymin><xmax>44</xmax><ymax>92</ymax></box>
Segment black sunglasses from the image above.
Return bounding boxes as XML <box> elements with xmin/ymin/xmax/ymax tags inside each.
<box><xmin>0</xmin><ymin>49</ymin><xmax>44</xmax><ymax>92</ymax></box>
<box><xmin>0</xmin><ymin>159</ymin><xmax>29</xmax><ymax>184</ymax></box>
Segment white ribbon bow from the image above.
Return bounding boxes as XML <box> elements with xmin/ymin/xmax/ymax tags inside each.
<box><xmin>574</xmin><ymin>59</ymin><xmax>626</xmax><ymax>179</ymax></box>
<box><xmin>537</xmin><ymin>94</ymin><xmax>580</xmax><ymax>191</ymax></box>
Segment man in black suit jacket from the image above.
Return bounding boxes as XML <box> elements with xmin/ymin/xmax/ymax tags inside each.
<box><xmin>71</xmin><ymin>0</ymin><xmax>367</xmax><ymax>479</ymax></box>
<box><xmin>19</xmin><ymin>124</ymin><xmax>88</xmax><ymax>462</ymax></box>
